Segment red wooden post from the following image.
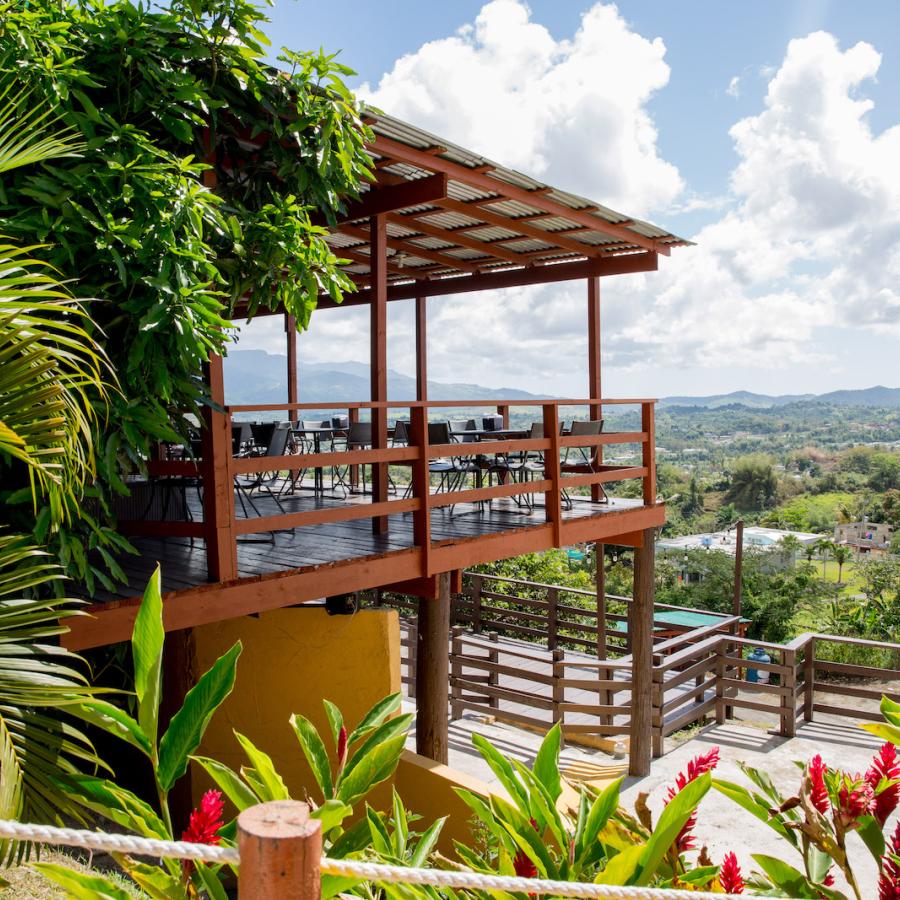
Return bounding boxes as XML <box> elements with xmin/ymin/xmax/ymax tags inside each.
<box><xmin>587</xmin><ymin>276</ymin><xmax>604</xmax><ymax>502</ymax></box>
<box><xmin>415</xmin><ymin>296</ymin><xmax>427</xmax><ymax>402</ymax></box>
<box><xmin>416</xmin><ymin>571</ymin><xmax>451</xmax><ymax>763</ymax></box>
<box><xmin>201</xmin><ymin>355</ymin><xmax>237</xmax><ymax>582</ymax></box>
<box><xmin>410</xmin><ymin>406</ymin><xmax>431</xmax><ymax>577</ymax></box>
<box><xmin>370</xmin><ymin>214</ymin><xmax>389</xmax><ymax>534</ymax></box>
<box><xmin>629</xmin><ymin>527</ymin><xmax>655</xmax><ymax>777</ymax></box>
<box><xmin>542</xmin><ymin>403</ymin><xmax>562</xmax><ymax>546</ymax></box>
<box><xmin>285</xmin><ymin>313</ymin><xmax>298</xmax><ymax>423</ymax></box>
<box><xmin>238</xmin><ymin>800</ymin><xmax>322</xmax><ymax>899</ymax></box>
<box><xmin>641</xmin><ymin>401</ymin><xmax>656</xmax><ymax>506</ymax></box>
<box><xmin>348</xmin><ymin>407</ymin><xmax>360</xmax><ymax>491</ymax></box>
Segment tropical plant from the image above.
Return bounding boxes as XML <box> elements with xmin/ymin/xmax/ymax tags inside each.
<box><xmin>36</xmin><ymin>566</ymin><xmax>243</xmax><ymax>897</ymax></box>
<box><xmin>714</xmin><ymin>716</ymin><xmax>900</xmax><ymax>899</ymax></box>
<box><xmin>724</xmin><ymin>455</ymin><xmax>778</xmax><ymax>511</ymax></box>
<box><xmin>0</xmin><ymin>536</ymin><xmax>117</xmax><ymax>860</ymax></box>
<box><xmin>832</xmin><ymin>544</ymin><xmax>852</xmax><ymax>584</ymax></box>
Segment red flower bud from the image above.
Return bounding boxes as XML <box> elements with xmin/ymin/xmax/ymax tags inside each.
<box><xmin>808</xmin><ymin>754</ymin><xmax>829</xmax><ymax>815</ymax></box>
<box><xmin>337</xmin><ymin>725</ymin><xmax>348</xmax><ymax>768</ymax></box>
<box><xmin>664</xmin><ymin>747</ymin><xmax>719</xmax><ymax>853</ymax></box>
<box><xmin>719</xmin><ymin>851</ymin><xmax>744</xmax><ymax>894</ymax></box>
<box><xmin>834</xmin><ymin>773</ymin><xmax>875</xmax><ymax>831</ymax></box>
<box><xmin>867</xmin><ymin>742</ymin><xmax>900</xmax><ymax>827</ymax></box>
<box><xmin>879</xmin><ymin>821</ymin><xmax>900</xmax><ymax>900</ymax></box>
<box><xmin>512</xmin><ymin>818</ymin><xmax>540</xmax><ymax>881</ymax></box>
<box><xmin>181</xmin><ymin>789</ymin><xmax>225</xmax><ymax>884</ymax></box>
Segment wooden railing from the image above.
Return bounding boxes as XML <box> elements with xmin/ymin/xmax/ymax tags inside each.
<box><xmin>138</xmin><ymin>398</ymin><xmax>658</xmax><ymax>583</ymax></box>
<box><xmin>388</xmin><ymin>574</ymin><xmax>900</xmax><ymax>758</ymax></box>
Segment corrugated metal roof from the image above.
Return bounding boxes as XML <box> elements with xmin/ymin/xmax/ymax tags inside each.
<box><xmin>331</xmin><ymin>107</ymin><xmax>691</xmax><ymax>283</ymax></box>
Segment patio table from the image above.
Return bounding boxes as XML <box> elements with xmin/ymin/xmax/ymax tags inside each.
<box><xmin>290</xmin><ymin>425</ymin><xmax>336</xmax><ymax>496</ymax></box>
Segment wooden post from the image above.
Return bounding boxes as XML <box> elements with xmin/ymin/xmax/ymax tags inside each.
<box><xmin>488</xmin><ymin>631</ymin><xmax>499</xmax><ymax>710</ymax></box>
<box><xmin>781</xmin><ymin>648</ymin><xmax>797</xmax><ymax>738</ymax></box>
<box><xmin>416</xmin><ymin>571</ymin><xmax>451</xmax><ymax>763</ymax></box>
<box><xmin>348</xmin><ymin>407</ymin><xmax>360</xmax><ymax>491</ymax></box>
<box><xmin>804</xmin><ymin>637</ymin><xmax>815</xmax><ymax>722</ymax></box>
<box><xmin>552</xmin><ymin>647</ymin><xmax>565</xmax><ymax>728</ymax></box>
<box><xmin>410</xmin><ymin>406</ymin><xmax>431</xmax><ymax>577</ymax></box>
<box><xmin>238</xmin><ymin>801</ymin><xmax>321</xmax><ymax>900</ymax></box>
<box><xmin>201</xmin><ymin>354</ymin><xmax>237</xmax><ymax>582</ymax></box>
<box><xmin>542</xmin><ymin>403</ymin><xmax>562</xmax><ymax>546</ymax></box>
<box><xmin>497</xmin><ymin>403</ymin><xmax>510</xmax><ymax>429</ymax></box>
<box><xmin>641</xmin><ymin>401</ymin><xmax>656</xmax><ymax>507</ymax></box>
<box><xmin>587</xmin><ymin>276</ymin><xmax>603</xmax><ymax>502</ymax></box>
<box><xmin>547</xmin><ymin>587</ymin><xmax>559</xmax><ymax>651</ymax></box>
<box><xmin>715</xmin><ymin>640</ymin><xmax>727</xmax><ymax>725</ymax></box>
<box><xmin>651</xmin><ymin>662</ymin><xmax>664</xmax><ymax>758</ymax></box>
<box><xmin>596</xmin><ymin>542</ymin><xmax>607</xmax><ymax>659</ymax></box>
<box><xmin>471</xmin><ymin>574</ymin><xmax>483</xmax><ymax>632</ymax></box>
<box><xmin>370</xmin><ymin>213</ymin><xmax>389</xmax><ymax>534</ymax></box>
<box><xmin>286</xmin><ymin>313</ymin><xmax>298</xmax><ymax>423</ymax></box>
<box><xmin>160</xmin><ymin>628</ymin><xmax>195</xmax><ymax>828</ymax></box>
<box><xmin>450</xmin><ymin>626</ymin><xmax>463</xmax><ymax>720</ymax></box>
<box><xmin>415</xmin><ymin>296</ymin><xmax>427</xmax><ymax>402</ymax></box>
<box><xmin>629</xmin><ymin>527</ymin><xmax>655</xmax><ymax>777</ymax></box>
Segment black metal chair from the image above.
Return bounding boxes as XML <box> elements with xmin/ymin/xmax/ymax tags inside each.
<box><xmin>560</xmin><ymin>419</ymin><xmax>606</xmax><ymax>508</ymax></box>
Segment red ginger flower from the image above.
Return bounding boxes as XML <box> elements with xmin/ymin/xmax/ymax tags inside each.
<box><xmin>867</xmin><ymin>742</ymin><xmax>900</xmax><ymax>827</ymax></box>
<box><xmin>879</xmin><ymin>821</ymin><xmax>900</xmax><ymax>900</ymax></box>
<box><xmin>183</xmin><ymin>789</ymin><xmax>225</xmax><ymax>845</ymax></box>
<box><xmin>834</xmin><ymin>773</ymin><xmax>875</xmax><ymax>831</ymax></box>
<box><xmin>719</xmin><ymin>851</ymin><xmax>744</xmax><ymax>894</ymax></box>
<box><xmin>808</xmin><ymin>754</ymin><xmax>829</xmax><ymax>815</ymax></box>
<box><xmin>664</xmin><ymin>747</ymin><xmax>720</xmax><ymax>853</ymax></box>
<box><xmin>512</xmin><ymin>818</ymin><xmax>539</xmax><ymax>880</ymax></box>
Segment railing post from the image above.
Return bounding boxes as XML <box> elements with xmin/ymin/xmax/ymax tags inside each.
<box><xmin>641</xmin><ymin>401</ymin><xmax>656</xmax><ymax>506</ymax></box>
<box><xmin>348</xmin><ymin>407</ymin><xmax>360</xmax><ymax>491</ymax></box>
<box><xmin>781</xmin><ymin>648</ymin><xmax>797</xmax><ymax>738</ymax></box>
<box><xmin>410</xmin><ymin>406</ymin><xmax>431</xmax><ymax>577</ymax></box>
<box><xmin>804</xmin><ymin>637</ymin><xmax>816</xmax><ymax>723</ymax></box>
<box><xmin>547</xmin><ymin>586</ymin><xmax>559</xmax><ymax>651</ymax></box>
<box><xmin>450</xmin><ymin>625</ymin><xmax>463</xmax><ymax>720</ymax></box>
<box><xmin>488</xmin><ymin>631</ymin><xmax>499</xmax><ymax>710</ymax></box>
<box><xmin>651</xmin><ymin>661</ymin><xmax>664</xmax><ymax>758</ymax></box>
<box><xmin>238</xmin><ymin>800</ymin><xmax>321</xmax><ymax>900</ymax></box>
<box><xmin>542</xmin><ymin>403</ymin><xmax>562</xmax><ymax>546</ymax></box>
<box><xmin>472</xmin><ymin>574</ymin><xmax>483</xmax><ymax>633</ymax></box>
<box><xmin>715</xmin><ymin>639</ymin><xmax>727</xmax><ymax>725</ymax></box>
<box><xmin>409</xmin><ymin>620</ymin><xmax>417</xmax><ymax>699</ymax></box>
<box><xmin>552</xmin><ymin>647</ymin><xmax>565</xmax><ymax>733</ymax></box>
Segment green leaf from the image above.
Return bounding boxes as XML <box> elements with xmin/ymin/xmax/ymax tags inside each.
<box><xmin>712</xmin><ymin>778</ymin><xmax>799</xmax><ymax>847</ymax></box>
<box><xmin>579</xmin><ymin>777</ymin><xmax>623</xmax><ymax>866</ymax></box>
<box><xmin>533</xmin><ymin>722</ymin><xmax>562</xmax><ymax>803</ymax></box>
<box><xmin>310</xmin><ymin>798</ymin><xmax>352</xmax><ymax>833</ymax></box>
<box><xmin>73</xmin><ymin>699</ymin><xmax>152</xmax><ymax>758</ymax></box>
<box><xmin>132</xmin><ymin>566</ymin><xmax>164</xmax><ymax>754</ymax></box>
<box><xmin>347</xmin><ymin>692</ymin><xmax>401</xmax><ymax>746</ymax></box>
<box><xmin>366</xmin><ymin>806</ymin><xmax>392</xmax><ymax>856</ymax></box>
<box><xmin>337</xmin><ymin>733</ymin><xmax>406</xmax><ymax>806</ymax></box>
<box><xmin>595</xmin><ymin>844</ymin><xmax>643</xmax><ymax>885</ymax></box>
<box><xmin>323</xmin><ymin>699</ymin><xmax>343</xmax><ymax>747</ymax></box>
<box><xmin>194</xmin><ymin>862</ymin><xmax>229</xmax><ymax>900</ymax></box>
<box><xmin>752</xmin><ymin>854</ymin><xmax>840</xmax><ymax>899</ymax></box>
<box><xmin>290</xmin><ymin>713</ymin><xmax>334</xmax><ymax>799</ymax></box>
<box><xmin>33</xmin><ymin>863</ymin><xmax>134</xmax><ymax>899</ymax></box>
<box><xmin>636</xmin><ymin>773</ymin><xmax>711</xmax><ymax>886</ymax></box>
<box><xmin>158</xmin><ymin>641</ymin><xmax>242</xmax><ymax>790</ymax></box>
<box><xmin>856</xmin><ymin>814</ymin><xmax>886</xmax><ymax>866</ymax></box>
<box><xmin>410</xmin><ymin>817</ymin><xmax>446</xmax><ymax>868</ymax></box>
<box><xmin>471</xmin><ymin>732</ymin><xmax>529</xmax><ymax>810</ymax></box>
<box><xmin>234</xmin><ymin>732</ymin><xmax>290</xmax><ymax>801</ymax></box>
<box><xmin>342</xmin><ymin>714</ymin><xmax>412</xmax><ymax>784</ymax></box>
<box><xmin>59</xmin><ymin>774</ymin><xmax>168</xmax><ymax>839</ymax></box>
<box><xmin>191</xmin><ymin>756</ymin><xmax>259</xmax><ymax>811</ymax></box>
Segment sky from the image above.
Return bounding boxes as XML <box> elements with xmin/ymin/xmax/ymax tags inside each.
<box><xmin>234</xmin><ymin>1</ymin><xmax>900</xmax><ymax>399</ymax></box>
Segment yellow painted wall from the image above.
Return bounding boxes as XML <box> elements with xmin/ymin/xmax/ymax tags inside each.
<box><xmin>192</xmin><ymin>606</ymin><xmax>400</xmax><ymax>801</ymax></box>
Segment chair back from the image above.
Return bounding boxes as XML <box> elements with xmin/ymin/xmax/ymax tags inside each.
<box><xmin>300</xmin><ymin>419</ymin><xmax>329</xmax><ymax>430</ymax></box>
<box><xmin>569</xmin><ymin>419</ymin><xmax>604</xmax><ymax>437</ymax></box>
<box><xmin>250</xmin><ymin>421</ymin><xmax>276</xmax><ymax>451</ymax></box>
<box><xmin>265</xmin><ymin>423</ymin><xmax>292</xmax><ymax>457</ymax></box>
<box><xmin>347</xmin><ymin>421</ymin><xmax>372</xmax><ymax>447</ymax></box>
<box><xmin>528</xmin><ymin>422</ymin><xmax>544</xmax><ymax>439</ymax></box>
<box><xmin>449</xmin><ymin>419</ymin><xmax>477</xmax><ymax>442</ymax></box>
<box><xmin>393</xmin><ymin>420</ymin><xmax>410</xmax><ymax>445</ymax></box>
<box><xmin>427</xmin><ymin>422</ymin><xmax>452</xmax><ymax>445</ymax></box>
<box><xmin>232</xmin><ymin>422</ymin><xmax>252</xmax><ymax>455</ymax></box>
<box><xmin>481</xmin><ymin>414</ymin><xmax>504</xmax><ymax>432</ymax></box>
<box><xmin>331</xmin><ymin>415</ymin><xmax>350</xmax><ymax>430</ymax></box>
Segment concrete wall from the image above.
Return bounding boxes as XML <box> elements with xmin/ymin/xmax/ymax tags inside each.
<box><xmin>192</xmin><ymin>606</ymin><xmax>400</xmax><ymax>799</ymax></box>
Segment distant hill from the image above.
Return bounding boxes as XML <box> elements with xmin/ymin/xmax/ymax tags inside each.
<box><xmin>223</xmin><ymin>351</ymin><xmax>900</xmax><ymax>411</ymax></box>
<box><xmin>659</xmin><ymin>386</ymin><xmax>900</xmax><ymax>410</ymax></box>
<box><xmin>223</xmin><ymin>349</ymin><xmax>547</xmax><ymax>404</ymax></box>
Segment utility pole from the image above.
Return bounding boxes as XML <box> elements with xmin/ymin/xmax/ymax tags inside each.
<box><xmin>732</xmin><ymin>519</ymin><xmax>744</xmax><ymax>620</ymax></box>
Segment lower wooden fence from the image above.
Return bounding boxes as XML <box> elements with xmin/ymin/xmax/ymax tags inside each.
<box><xmin>385</xmin><ymin>575</ymin><xmax>900</xmax><ymax>758</ymax></box>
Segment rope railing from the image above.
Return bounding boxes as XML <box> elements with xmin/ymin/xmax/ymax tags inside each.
<box><xmin>0</xmin><ymin>808</ymin><xmax>751</xmax><ymax>899</ymax></box>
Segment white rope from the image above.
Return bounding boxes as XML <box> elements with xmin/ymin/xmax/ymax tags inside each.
<box><xmin>0</xmin><ymin>819</ymin><xmax>238</xmax><ymax>864</ymax></box>
<box><xmin>0</xmin><ymin>818</ymin><xmax>749</xmax><ymax>898</ymax></box>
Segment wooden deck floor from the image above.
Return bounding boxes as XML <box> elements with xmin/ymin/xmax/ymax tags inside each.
<box><xmin>87</xmin><ymin>484</ymin><xmax>645</xmax><ymax>603</ymax></box>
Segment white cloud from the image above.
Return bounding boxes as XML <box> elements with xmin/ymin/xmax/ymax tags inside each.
<box><xmin>726</xmin><ymin>75</ymin><xmax>741</xmax><ymax>98</ymax></box>
<box><xmin>359</xmin><ymin>0</ymin><xmax>683</xmax><ymax>216</ymax></box>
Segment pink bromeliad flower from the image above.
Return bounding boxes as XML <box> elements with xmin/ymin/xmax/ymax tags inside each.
<box><xmin>664</xmin><ymin>747</ymin><xmax>720</xmax><ymax>853</ymax></box>
<box><xmin>807</xmin><ymin>754</ymin><xmax>830</xmax><ymax>815</ymax></box>
<box><xmin>879</xmin><ymin>822</ymin><xmax>900</xmax><ymax>900</ymax></box>
<box><xmin>719</xmin><ymin>851</ymin><xmax>744</xmax><ymax>894</ymax></box>
<box><xmin>867</xmin><ymin>742</ymin><xmax>900</xmax><ymax>827</ymax></box>
<box><xmin>833</xmin><ymin>773</ymin><xmax>875</xmax><ymax>831</ymax></box>
<box><xmin>337</xmin><ymin>724</ymin><xmax>349</xmax><ymax>770</ymax></box>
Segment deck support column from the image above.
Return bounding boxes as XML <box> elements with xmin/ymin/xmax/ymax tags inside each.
<box><xmin>370</xmin><ymin>214</ymin><xmax>389</xmax><ymax>534</ymax></box>
<box><xmin>202</xmin><ymin>354</ymin><xmax>237</xmax><ymax>582</ymax></box>
<box><xmin>416</xmin><ymin>571</ymin><xmax>451</xmax><ymax>763</ymax></box>
<box><xmin>587</xmin><ymin>276</ymin><xmax>603</xmax><ymax>502</ymax></box>
<box><xmin>629</xmin><ymin>527</ymin><xmax>655</xmax><ymax>777</ymax></box>
<box><xmin>286</xmin><ymin>313</ymin><xmax>298</xmax><ymax>423</ymax></box>
<box><xmin>415</xmin><ymin>296</ymin><xmax>427</xmax><ymax>402</ymax></box>
<box><xmin>160</xmin><ymin>628</ymin><xmax>196</xmax><ymax>828</ymax></box>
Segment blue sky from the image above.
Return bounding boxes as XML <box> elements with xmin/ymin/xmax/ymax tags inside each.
<box><xmin>236</xmin><ymin>1</ymin><xmax>900</xmax><ymax>398</ymax></box>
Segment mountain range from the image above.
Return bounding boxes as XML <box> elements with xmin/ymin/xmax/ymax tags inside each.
<box><xmin>222</xmin><ymin>350</ymin><xmax>900</xmax><ymax>410</ymax></box>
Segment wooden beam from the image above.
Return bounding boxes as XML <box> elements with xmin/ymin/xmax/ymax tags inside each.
<box><xmin>317</xmin><ymin>251</ymin><xmax>658</xmax><ymax>307</ymax></box>
<box><xmin>334</xmin><ymin>173</ymin><xmax>447</xmax><ymax>224</ymax></box>
<box><xmin>370</xmin><ymin>214</ymin><xmax>389</xmax><ymax>535</ymax></box>
<box><xmin>381</xmin><ymin>571</ymin><xmax>462</xmax><ymax>600</ymax></box>
<box><xmin>629</xmin><ymin>527</ymin><xmax>655</xmax><ymax>777</ymax></box>
<box><xmin>337</xmin><ymin>221</ymin><xmax>480</xmax><ymax>273</ymax></box>
<box><xmin>415</xmin><ymin>296</ymin><xmax>427</xmax><ymax>402</ymax></box>
<box><xmin>416</xmin><ymin>572</ymin><xmax>451</xmax><ymax>763</ymax></box>
<box><xmin>370</xmin><ymin>134</ymin><xmax>669</xmax><ymax>256</ymax></box>
<box><xmin>588</xmin><ymin>276</ymin><xmax>603</xmax><ymax>502</ymax></box>
<box><xmin>201</xmin><ymin>355</ymin><xmax>237</xmax><ymax>582</ymax></box>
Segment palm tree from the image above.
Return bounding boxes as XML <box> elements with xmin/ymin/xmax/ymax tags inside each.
<box><xmin>0</xmin><ymin>75</ymin><xmax>112</xmax><ymax>843</ymax></box>
<box><xmin>815</xmin><ymin>538</ymin><xmax>836</xmax><ymax>578</ymax></box>
<box><xmin>832</xmin><ymin>544</ymin><xmax>852</xmax><ymax>584</ymax></box>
